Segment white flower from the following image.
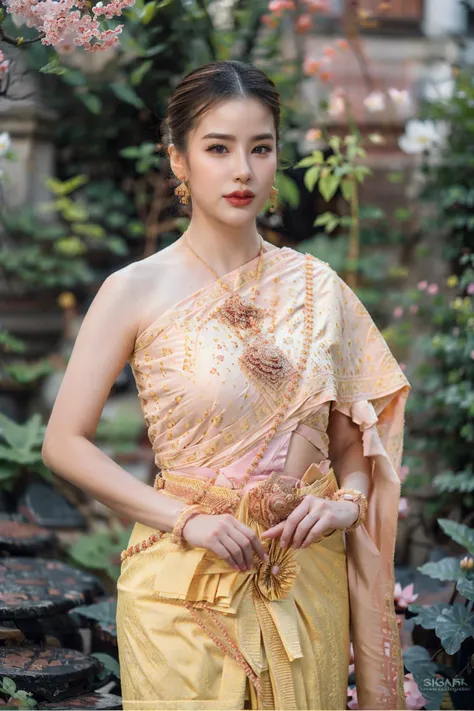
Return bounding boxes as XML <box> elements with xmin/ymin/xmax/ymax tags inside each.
<box><xmin>398</xmin><ymin>120</ymin><xmax>446</xmax><ymax>155</ymax></box>
<box><xmin>424</xmin><ymin>61</ymin><xmax>455</xmax><ymax>103</ymax></box>
<box><xmin>0</xmin><ymin>132</ymin><xmax>12</xmax><ymax>158</ymax></box>
<box><xmin>327</xmin><ymin>90</ymin><xmax>345</xmax><ymax>118</ymax></box>
<box><xmin>363</xmin><ymin>91</ymin><xmax>386</xmax><ymax>113</ymax></box>
<box><xmin>388</xmin><ymin>88</ymin><xmax>411</xmax><ymax>114</ymax></box>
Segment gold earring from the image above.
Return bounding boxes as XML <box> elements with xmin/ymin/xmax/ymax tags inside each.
<box><xmin>269</xmin><ymin>185</ymin><xmax>279</xmax><ymax>213</ymax></box>
<box><xmin>175</xmin><ymin>180</ymin><xmax>191</xmax><ymax>205</ymax></box>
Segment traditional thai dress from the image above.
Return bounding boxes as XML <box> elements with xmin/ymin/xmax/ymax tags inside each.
<box><xmin>116</xmin><ymin>246</ymin><xmax>410</xmax><ymax>710</ymax></box>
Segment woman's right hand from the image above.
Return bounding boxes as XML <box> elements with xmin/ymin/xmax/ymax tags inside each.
<box><xmin>182</xmin><ymin>513</ymin><xmax>269</xmax><ymax>571</ymax></box>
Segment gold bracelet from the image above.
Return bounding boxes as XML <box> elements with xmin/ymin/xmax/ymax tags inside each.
<box><xmin>331</xmin><ymin>487</ymin><xmax>368</xmax><ymax>533</ymax></box>
<box><xmin>170</xmin><ymin>504</ymin><xmax>204</xmax><ymax>548</ymax></box>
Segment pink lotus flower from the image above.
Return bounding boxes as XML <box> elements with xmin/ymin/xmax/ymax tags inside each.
<box><xmin>399</xmin><ymin>465</ymin><xmax>410</xmax><ymax>483</ymax></box>
<box><xmin>409</xmin><ymin>304</ymin><xmax>419</xmax><ymax>314</ymax></box>
<box><xmin>398</xmin><ymin>497</ymin><xmax>409</xmax><ymax>518</ymax></box>
<box><xmin>470</xmin><ymin>350</ymin><xmax>474</xmax><ymax>361</ymax></box>
<box><xmin>467</xmin><ymin>283</ymin><xmax>474</xmax><ymax>295</ymax></box>
<box><xmin>393</xmin><ymin>306</ymin><xmax>404</xmax><ymax>319</ymax></box>
<box><xmin>404</xmin><ymin>672</ymin><xmax>427</xmax><ymax>709</ymax></box>
<box><xmin>394</xmin><ymin>582</ymin><xmax>419</xmax><ymax>608</ymax></box>
<box><xmin>417</xmin><ymin>280</ymin><xmax>428</xmax><ymax>291</ymax></box>
<box><xmin>427</xmin><ymin>283</ymin><xmax>439</xmax><ymax>295</ymax></box>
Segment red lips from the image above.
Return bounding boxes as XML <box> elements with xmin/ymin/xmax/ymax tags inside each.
<box><xmin>224</xmin><ymin>190</ymin><xmax>255</xmax><ymax>198</ymax></box>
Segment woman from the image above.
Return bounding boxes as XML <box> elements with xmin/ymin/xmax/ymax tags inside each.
<box><xmin>43</xmin><ymin>60</ymin><xmax>410</xmax><ymax>710</ymax></box>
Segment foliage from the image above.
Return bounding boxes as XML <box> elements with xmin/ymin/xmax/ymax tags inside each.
<box><xmin>405</xmin><ymin>520</ymin><xmax>474</xmax><ymax>710</ymax></box>
<box><xmin>0</xmin><ymin>412</ymin><xmax>53</xmax><ymax>491</ymax></box>
<box><xmin>398</xmin><ymin>66</ymin><xmax>474</xmax><ymax>519</ymax></box>
<box><xmin>0</xmin><ymin>677</ymin><xmax>37</xmax><ymax>709</ymax></box>
<box><xmin>96</xmin><ymin>408</ymin><xmax>145</xmax><ymax>454</ymax></box>
<box><xmin>68</xmin><ymin>523</ymin><xmax>132</xmax><ymax>581</ymax></box>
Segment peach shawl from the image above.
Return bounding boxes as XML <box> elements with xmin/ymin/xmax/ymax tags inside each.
<box><xmin>129</xmin><ymin>246</ymin><xmax>410</xmax><ymax>709</ymax></box>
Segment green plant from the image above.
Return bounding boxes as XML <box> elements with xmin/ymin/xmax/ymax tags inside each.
<box><xmin>0</xmin><ymin>413</ymin><xmax>53</xmax><ymax>492</ymax></box>
<box><xmin>404</xmin><ymin>519</ymin><xmax>474</xmax><ymax>710</ymax></box>
<box><xmin>0</xmin><ymin>175</ymin><xmax>129</xmax><ymax>294</ymax></box>
<box><xmin>68</xmin><ymin>523</ymin><xmax>132</xmax><ymax>581</ymax></box>
<box><xmin>0</xmin><ymin>677</ymin><xmax>37</xmax><ymax>709</ymax></box>
<box><xmin>96</xmin><ymin>408</ymin><xmax>145</xmax><ymax>455</ymax></box>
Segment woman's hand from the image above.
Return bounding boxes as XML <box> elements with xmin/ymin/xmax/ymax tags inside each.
<box><xmin>261</xmin><ymin>495</ymin><xmax>359</xmax><ymax>549</ymax></box>
<box><xmin>183</xmin><ymin>513</ymin><xmax>269</xmax><ymax>571</ymax></box>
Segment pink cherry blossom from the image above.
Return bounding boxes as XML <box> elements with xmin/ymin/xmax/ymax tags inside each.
<box><xmin>394</xmin><ymin>582</ymin><xmax>419</xmax><ymax>608</ymax></box>
<box><xmin>417</xmin><ymin>280</ymin><xmax>428</xmax><ymax>291</ymax></box>
<box><xmin>467</xmin><ymin>283</ymin><xmax>474</xmax><ymax>295</ymax></box>
<box><xmin>404</xmin><ymin>673</ymin><xmax>427</xmax><ymax>710</ymax></box>
<box><xmin>398</xmin><ymin>497</ymin><xmax>409</xmax><ymax>518</ymax></box>
<box><xmin>393</xmin><ymin>306</ymin><xmax>404</xmax><ymax>319</ymax></box>
<box><xmin>4</xmin><ymin>0</ymin><xmax>132</xmax><ymax>52</ymax></box>
<box><xmin>409</xmin><ymin>304</ymin><xmax>419</xmax><ymax>314</ymax></box>
<box><xmin>427</xmin><ymin>283</ymin><xmax>439</xmax><ymax>295</ymax></box>
<box><xmin>399</xmin><ymin>465</ymin><xmax>410</xmax><ymax>482</ymax></box>
<box><xmin>0</xmin><ymin>50</ymin><xmax>10</xmax><ymax>78</ymax></box>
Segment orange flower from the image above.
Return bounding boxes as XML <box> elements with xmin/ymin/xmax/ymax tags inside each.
<box><xmin>319</xmin><ymin>70</ymin><xmax>334</xmax><ymax>83</ymax></box>
<box><xmin>335</xmin><ymin>38</ymin><xmax>349</xmax><ymax>50</ymax></box>
<box><xmin>323</xmin><ymin>46</ymin><xmax>336</xmax><ymax>58</ymax></box>
<box><xmin>303</xmin><ymin>56</ymin><xmax>321</xmax><ymax>76</ymax></box>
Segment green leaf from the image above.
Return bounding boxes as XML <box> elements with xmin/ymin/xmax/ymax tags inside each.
<box><xmin>39</xmin><ymin>58</ymin><xmax>68</xmax><ymax>76</ymax></box>
<box><xmin>130</xmin><ymin>60</ymin><xmax>153</xmax><ymax>86</ymax></box>
<box><xmin>407</xmin><ymin>603</ymin><xmax>454</xmax><ymax>629</ymax></box>
<box><xmin>341</xmin><ymin>178</ymin><xmax>354</xmax><ymax>202</ymax></box>
<box><xmin>78</xmin><ymin>93</ymin><xmax>102</xmax><ymax>115</ymax></box>
<box><xmin>314</xmin><ymin>212</ymin><xmax>335</xmax><ymax>226</ymax></box>
<box><xmin>435</xmin><ymin>605</ymin><xmax>474</xmax><ymax>654</ymax></box>
<box><xmin>438</xmin><ymin>519</ymin><xmax>474</xmax><ymax>557</ymax></box>
<box><xmin>92</xmin><ymin>652</ymin><xmax>120</xmax><ymax>679</ymax></box>
<box><xmin>2</xmin><ymin>677</ymin><xmax>17</xmax><ymax>695</ymax></box>
<box><xmin>304</xmin><ymin>165</ymin><xmax>321</xmax><ymax>193</ymax></box>
<box><xmin>110</xmin><ymin>82</ymin><xmax>145</xmax><ymax>110</ymax></box>
<box><xmin>319</xmin><ymin>174</ymin><xmax>339</xmax><ymax>202</ymax></box>
<box><xmin>417</xmin><ymin>556</ymin><xmax>465</xmax><ymax>582</ymax></box>
<box><xmin>359</xmin><ymin>205</ymin><xmax>385</xmax><ymax>220</ymax></box>
<box><xmin>402</xmin><ymin>646</ymin><xmax>445</xmax><ymax>710</ymax></box>
<box><xmin>456</xmin><ymin>578</ymin><xmax>474</xmax><ymax>601</ymax></box>
<box><xmin>141</xmin><ymin>0</ymin><xmax>158</xmax><ymax>23</ymax></box>
<box><xmin>387</xmin><ymin>171</ymin><xmax>404</xmax><ymax>183</ymax></box>
<box><xmin>394</xmin><ymin>207</ymin><xmax>411</xmax><ymax>221</ymax></box>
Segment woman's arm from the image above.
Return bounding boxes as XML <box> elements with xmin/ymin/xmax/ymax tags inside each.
<box><xmin>327</xmin><ymin>408</ymin><xmax>370</xmax><ymax>497</ymax></box>
<box><xmin>42</xmin><ymin>269</ymin><xmax>187</xmax><ymax>532</ymax></box>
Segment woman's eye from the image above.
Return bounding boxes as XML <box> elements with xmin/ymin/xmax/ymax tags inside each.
<box><xmin>206</xmin><ymin>144</ymin><xmax>272</xmax><ymax>154</ymax></box>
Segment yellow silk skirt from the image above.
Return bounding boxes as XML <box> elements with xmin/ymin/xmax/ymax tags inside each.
<box><xmin>116</xmin><ymin>466</ymin><xmax>351</xmax><ymax>710</ymax></box>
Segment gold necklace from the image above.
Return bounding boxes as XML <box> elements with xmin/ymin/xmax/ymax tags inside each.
<box><xmin>183</xmin><ymin>231</ymin><xmax>265</xmax><ymax>299</ymax></box>
<box><xmin>183</xmin><ymin>232</ymin><xmax>268</xmax><ymax>336</ymax></box>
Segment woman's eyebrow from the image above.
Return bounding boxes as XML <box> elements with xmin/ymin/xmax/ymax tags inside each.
<box><xmin>201</xmin><ymin>132</ymin><xmax>275</xmax><ymax>141</ymax></box>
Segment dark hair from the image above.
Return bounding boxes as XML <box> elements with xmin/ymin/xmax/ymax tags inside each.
<box><xmin>161</xmin><ymin>60</ymin><xmax>281</xmax><ymax>157</ymax></box>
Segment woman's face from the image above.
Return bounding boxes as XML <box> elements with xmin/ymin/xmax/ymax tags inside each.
<box><xmin>170</xmin><ymin>97</ymin><xmax>278</xmax><ymax>226</ymax></box>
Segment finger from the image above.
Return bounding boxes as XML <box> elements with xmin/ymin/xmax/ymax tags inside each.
<box><xmin>261</xmin><ymin>521</ymin><xmax>285</xmax><ymax>539</ymax></box>
<box><xmin>300</xmin><ymin>516</ymin><xmax>335</xmax><ymax>548</ymax></box>
<box><xmin>226</xmin><ymin>528</ymin><xmax>256</xmax><ymax>569</ymax></box>
<box><xmin>221</xmin><ymin>532</ymin><xmax>252</xmax><ymax>569</ymax></box>
<box><xmin>212</xmin><ymin>540</ymin><xmax>242</xmax><ymax>570</ymax></box>
<box><xmin>233</xmin><ymin>520</ymin><xmax>269</xmax><ymax>562</ymax></box>
<box><xmin>292</xmin><ymin>510</ymin><xmax>321</xmax><ymax>548</ymax></box>
<box><xmin>279</xmin><ymin>500</ymin><xmax>311</xmax><ymax>549</ymax></box>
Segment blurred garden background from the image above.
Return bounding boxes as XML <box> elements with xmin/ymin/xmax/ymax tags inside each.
<box><xmin>0</xmin><ymin>0</ymin><xmax>473</xmax><ymax>708</ymax></box>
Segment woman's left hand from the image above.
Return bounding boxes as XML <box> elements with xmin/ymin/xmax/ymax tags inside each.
<box><xmin>260</xmin><ymin>495</ymin><xmax>359</xmax><ymax>549</ymax></box>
